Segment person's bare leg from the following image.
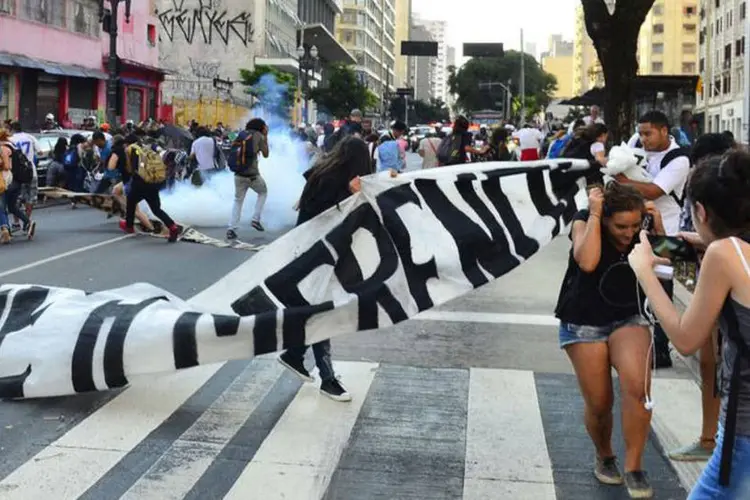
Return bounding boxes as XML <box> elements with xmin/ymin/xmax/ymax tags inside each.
<box><xmin>699</xmin><ymin>330</ymin><xmax>720</xmax><ymax>446</ymax></box>
<box><xmin>565</xmin><ymin>342</ymin><xmax>615</xmax><ymax>458</ymax></box>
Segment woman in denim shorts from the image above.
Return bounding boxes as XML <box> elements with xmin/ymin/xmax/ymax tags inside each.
<box><xmin>555</xmin><ymin>182</ymin><xmax>665</xmax><ymax>498</ymax></box>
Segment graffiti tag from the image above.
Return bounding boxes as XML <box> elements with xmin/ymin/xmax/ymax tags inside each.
<box><xmin>156</xmin><ymin>0</ymin><xmax>254</xmax><ymax>46</ymax></box>
<box><xmin>188</xmin><ymin>57</ymin><xmax>220</xmax><ymax>79</ymax></box>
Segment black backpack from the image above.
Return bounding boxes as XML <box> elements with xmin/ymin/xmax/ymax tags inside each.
<box><xmin>2</xmin><ymin>142</ymin><xmax>34</xmax><ymax>184</ymax></box>
<box><xmin>437</xmin><ymin>135</ymin><xmax>462</xmax><ymax>166</ymax></box>
<box><xmin>657</xmin><ymin>147</ymin><xmax>692</xmax><ymax>207</ymax></box>
<box><xmin>228</xmin><ymin>132</ymin><xmax>255</xmax><ymax>175</ymax></box>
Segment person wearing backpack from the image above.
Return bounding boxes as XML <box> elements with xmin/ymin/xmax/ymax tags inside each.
<box><xmin>226</xmin><ymin>118</ymin><xmax>269</xmax><ymax>240</ymax></box>
<box><xmin>629</xmin><ymin>150</ymin><xmax>750</xmax><ymax>499</ymax></box>
<box><xmin>9</xmin><ymin>121</ymin><xmax>40</xmax><ymax>224</ymax></box>
<box><xmin>119</xmin><ymin>134</ymin><xmax>179</xmax><ymax>242</ymax></box>
<box><xmin>615</xmin><ymin>111</ymin><xmax>692</xmax><ymax>369</ymax></box>
<box><xmin>0</xmin><ymin>128</ymin><xmax>36</xmax><ymax>240</ymax></box>
<box><xmin>437</xmin><ymin>115</ymin><xmax>482</xmax><ymax>166</ymax></box>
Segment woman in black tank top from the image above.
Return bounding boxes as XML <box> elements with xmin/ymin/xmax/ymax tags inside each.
<box><xmin>630</xmin><ymin>150</ymin><xmax>750</xmax><ymax>497</ymax></box>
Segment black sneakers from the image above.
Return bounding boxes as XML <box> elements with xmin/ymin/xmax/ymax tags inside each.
<box><xmin>320</xmin><ymin>378</ymin><xmax>352</xmax><ymax>402</ymax></box>
<box><xmin>251</xmin><ymin>219</ymin><xmax>265</xmax><ymax>231</ymax></box>
<box><xmin>226</xmin><ymin>229</ymin><xmax>237</xmax><ymax>240</ymax></box>
<box><xmin>277</xmin><ymin>352</ymin><xmax>313</xmax><ymax>383</ymax></box>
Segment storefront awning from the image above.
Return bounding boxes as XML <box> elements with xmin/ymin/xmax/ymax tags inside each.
<box><xmin>102</xmin><ymin>56</ymin><xmax>169</xmax><ymax>76</ymax></box>
<box><xmin>299</xmin><ymin>24</ymin><xmax>355</xmax><ymax>65</ymax></box>
<box><xmin>0</xmin><ymin>51</ymin><xmax>107</xmax><ymax>79</ymax></box>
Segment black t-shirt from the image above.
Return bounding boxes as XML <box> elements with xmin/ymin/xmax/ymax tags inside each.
<box><xmin>296</xmin><ymin>169</ymin><xmax>353</xmax><ymax>226</ymax></box>
<box><xmin>110</xmin><ymin>145</ymin><xmax>130</xmax><ymax>182</ymax></box>
<box><xmin>554</xmin><ymin>209</ymin><xmax>642</xmax><ymax>326</ymax></box>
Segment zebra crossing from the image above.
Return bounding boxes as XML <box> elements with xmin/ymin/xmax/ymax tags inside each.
<box><xmin>0</xmin><ymin>356</ymin><xmax>703</xmax><ymax>500</ymax></box>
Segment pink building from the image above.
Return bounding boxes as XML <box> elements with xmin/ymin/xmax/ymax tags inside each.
<box><xmin>0</xmin><ymin>0</ymin><xmax>164</xmax><ymax>128</ymax></box>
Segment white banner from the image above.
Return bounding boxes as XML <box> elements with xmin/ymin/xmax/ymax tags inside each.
<box><xmin>0</xmin><ymin>159</ymin><xmax>591</xmax><ymax>399</ymax></box>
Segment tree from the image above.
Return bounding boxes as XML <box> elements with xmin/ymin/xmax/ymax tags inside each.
<box><xmin>308</xmin><ymin>64</ymin><xmax>379</xmax><ymax>118</ymax></box>
<box><xmin>239</xmin><ymin>65</ymin><xmax>297</xmax><ymax>119</ymax></box>
<box><xmin>448</xmin><ymin>51</ymin><xmax>557</xmax><ymax>118</ymax></box>
<box><xmin>388</xmin><ymin>97</ymin><xmax>450</xmax><ymax>125</ymax></box>
<box><xmin>581</xmin><ymin>0</ymin><xmax>655</xmax><ymax>142</ymax></box>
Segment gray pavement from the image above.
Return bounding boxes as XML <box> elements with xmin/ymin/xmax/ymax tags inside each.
<box><xmin>0</xmin><ymin>157</ymin><xmax>699</xmax><ymax>499</ymax></box>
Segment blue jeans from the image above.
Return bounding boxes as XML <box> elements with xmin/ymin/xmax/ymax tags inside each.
<box><xmin>0</xmin><ymin>193</ymin><xmax>9</xmax><ymax>228</ymax></box>
<box><xmin>5</xmin><ymin>182</ymin><xmax>29</xmax><ymax>226</ymax></box>
<box><xmin>689</xmin><ymin>425</ymin><xmax>750</xmax><ymax>499</ymax></box>
<box><xmin>286</xmin><ymin>340</ymin><xmax>335</xmax><ymax>381</ymax></box>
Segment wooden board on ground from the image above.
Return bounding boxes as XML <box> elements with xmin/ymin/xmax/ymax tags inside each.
<box><xmin>39</xmin><ymin>187</ymin><xmax>265</xmax><ymax>252</ymax></box>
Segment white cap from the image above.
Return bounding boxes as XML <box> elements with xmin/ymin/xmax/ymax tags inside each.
<box><xmin>298</xmin><ymin>122</ymin><xmax>306</xmax><ymax>129</ymax></box>
<box><xmin>45</xmin><ymin>113</ymin><xmax>54</xmax><ymax>120</ymax></box>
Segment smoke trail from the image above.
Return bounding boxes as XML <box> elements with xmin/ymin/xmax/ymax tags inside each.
<box><xmin>158</xmin><ymin>74</ymin><xmax>311</xmax><ymax>233</ymax></box>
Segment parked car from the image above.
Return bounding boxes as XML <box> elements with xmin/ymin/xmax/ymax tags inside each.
<box><xmin>32</xmin><ymin>130</ymin><xmax>94</xmax><ymax>187</ymax></box>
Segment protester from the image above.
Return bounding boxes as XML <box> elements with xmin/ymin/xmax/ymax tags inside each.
<box><xmin>440</xmin><ymin>115</ymin><xmax>482</xmax><ymax>165</ymax></box>
<box><xmin>227</xmin><ymin>118</ymin><xmax>269</xmax><ymax>239</ymax></box>
<box><xmin>0</xmin><ymin>128</ymin><xmax>14</xmax><ymax>243</ymax></box>
<box><xmin>418</xmin><ymin>132</ymin><xmax>442</xmax><ymax>168</ymax></box>
<box><xmin>9</xmin><ymin>121</ymin><xmax>40</xmax><ymax>223</ymax></box>
<box><xmin>512</xmin><ymin>124</ymin><xmax>545</xmax><ymax>161</ymax></box>
<box><xmin>278</xmin><ymin>136</ymin><xmax>374</xmax><ymax>402</ymax></box>
<box><xmin>45</xmin><ymin>137</ymin><xmax>68</xmax><ymax>188</ymax></box>
<box><xmin>589</xmin><ymin>123</ymin><xmax>609</xmax><ymax>167</ymax></box>
<box><xmin>0</xmin><ymin>128</ymin><xmax>36</xmax><ymax>240</ymax></box>
<box><xmin>629</xmin><ymin>150</ymin><xmax>750</xmax><ymax>498</ymax></box>
<box><xmin>375</xmin><ymin>121</ymin><xmax>407</xmax><ymax>172</ymax></box>
<box><xmin>555</xmin><ymin>182</ymin><xmax>665</xmax><ymax>498</ymax></box>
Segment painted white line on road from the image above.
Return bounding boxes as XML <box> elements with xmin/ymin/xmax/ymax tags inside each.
<box><xmin>416</xmin><ymin>310</ymin><xmax>559</xmax><ymax>326</ymax></box>
<box><xmin>0</xmin><ymin>364</ymin><xmax>222</xmax><ymax>499</ymax></box>
<box><xmin>224</xmin><ymin>361</ymin><xmax>378</xmax><ymax>500</ymax></box>
<box><xmin>463</xmin><ymin>368</ymin><xmax>556</xmax><ymax>500</ymax></box>
<box><xmin>0</xmin><ymin>234</ymin><xmax>134</xmax><ymax>279</ymax></box>
<box><xmin>650</xmin><ymin>378</ymin><xmax>703</xmax><ymax>492</ymax></box>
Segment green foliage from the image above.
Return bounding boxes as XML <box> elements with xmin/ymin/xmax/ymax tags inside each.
<box><xmin>448</xmin><ymin>51</ymin><xmax>557</xmax><ymax>119</ymax></box>
<box><xmin>239</xmin><ymin>65</ymin><xmax>297</xmax><ymax>118</ymax></box>
<box><xmin>308</xmin><ymin>64</ymin><xmax>378</xmax><ymax>118</ymax></box>
<box><xmin>388</xmin><ymin>97</ymin><xmax>450</xmax><ymax>125</ymax></box>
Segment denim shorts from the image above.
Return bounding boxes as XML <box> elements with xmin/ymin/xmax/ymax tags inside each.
<box><xmin>689</xmin><ymin>425</ymin><xmax>750</xmax><ymax>499</ymax></box>
<box><xmin>559</xmin><ymin>315</ymin><xmax>650</xmax><ymax>348</ymax></box>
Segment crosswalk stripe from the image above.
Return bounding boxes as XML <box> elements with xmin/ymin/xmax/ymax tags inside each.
<box><xmin>0</xmin><ymin>364</ymin><xmax>223</xmax><ymax>500</ymax></box>
<box><xmin>463</xmin><ymin>368</ymin><xmax>556</xmax><ymax>499</ymax></box>
<box><xmin>116</xmin><ymin>359</ymin><xmax>286</xmax><ymax>500</ymax></box>
<box><xmin>650</xmin><ymin>377</ymin><xmax>704</xmax><ymax>491</ymax></box>
<box><xmin>225</xmin><ymin>361</ymin><xmax>379</xmax><ymax>500</ymax></box>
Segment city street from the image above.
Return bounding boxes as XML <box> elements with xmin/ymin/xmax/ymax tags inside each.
<box><xmin>0</xmin><ymin>155</ymin><xmax>703</xmax><ymax>500</ymax></box>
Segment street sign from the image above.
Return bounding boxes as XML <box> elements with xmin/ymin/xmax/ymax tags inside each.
<box><xmin>401</xmin><ymin>41</ymin><xmax>438</xmax><ymax>57</ymax></box>
<box><xmin>464</xmin><ymin>43</ymin><xmax>504</xmax><ymax>58</ymax></box>
<box><xmin>396</xmin><ymin>87</ymin><xmax>414</xmax><ymax>97</ymax></box>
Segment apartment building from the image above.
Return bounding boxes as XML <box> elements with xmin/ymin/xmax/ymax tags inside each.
<box><xmin>407</xmin><ymin>22</ymin><xmax>433</xmax><ymax>102</ymax></box>
<box><xmin>541</xmin><ymin>35</ymin><xmax>575</xmax><ymax>99</ymax></box>
<box><xmin>697</xmin><ymin>0</ymin><xmax>747</xmax><ymax>138</ymax></box>
<box><xmin>572</xmin><ymin>4</ymin><xmax>602</xmax><ymax>97</ymax></box>
<box><xmin>638</xmin><ymin>0</ymin><xmax>700</xmax><ymax>75</ymax></box>
<box><xmin>336</xmin><ymin>0</ymin><xmax>397</xmax><ymax>101</ymax></box>
<box><xmin>416</xmin><ymin>18</ymin><xmax>447</xmax><ymax>102</ymax></box>
<box><xmin>393</xmin><ymin>0</ymin><xmax>411</xmax><ymax>88</ymax></box>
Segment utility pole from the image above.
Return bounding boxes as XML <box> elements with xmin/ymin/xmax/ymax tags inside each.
<box><xmin>520</xmin><ymin>28</ymin><xmax>525</xmax><ymax>122</ymax></box>
<box><xmin>404</xmin><ymin>94</ymin><xmax>409</xmax><ymax>126</ymax></box>
<box><xmin>100</xmin><ymin>0</ymin><xmax>131</xmax><ymax>126</ymax></box>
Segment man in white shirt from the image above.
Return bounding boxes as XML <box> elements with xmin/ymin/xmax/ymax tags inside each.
<box><xmin>418</xmin><ymin>133</ymin><xmax>442</xmax><ymax>168</ymax></box>
<box><xmin>615</xmin><ymin>110</ymin><xmax>691</xmax><ymax>369</ymax></box>
<box><xmin>9</xmin><ymin>121</ymin><xmax>40</xmax><ymax>224</ymax></box>
<box><xmin>189</xmin><ymin>127</ymin><xmax>217</xmax><ymax>185</ymax></box>
<box><xmin>512</xmin><ymin>124</ymin><xmax>545</xmax><ymax>161</ymax></box>
<box><xmin>583</xmin><ymin>105</ymin><xmax>605</xmax><ymax>126</ymax></box>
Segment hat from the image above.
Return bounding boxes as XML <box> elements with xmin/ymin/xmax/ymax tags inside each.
<box><xmin>100</xmin><ymin>123</ymin><xmax>110</xmax><ymax>132</ymax></box>
<box><xmin>45</xmin><ymin>113</ymin><xmax>54</xmax><ymax>120</ymax></box>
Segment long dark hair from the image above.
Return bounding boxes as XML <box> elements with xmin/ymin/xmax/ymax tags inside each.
<box><xmin>53</xmin><ymin>137</ymin><xmax>68</xmax><ymax>163</ymax></box>
<box><xmin>302</xmin><ymin>136</ymin><xmax>372</xmax><ymax>200</ymax></box>
<box><xmin>688</xmin><ymin>150</ymin><xmax>750</xmax><ymax>237</ymax></box>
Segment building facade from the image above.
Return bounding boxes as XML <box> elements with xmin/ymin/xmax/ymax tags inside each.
<box><xmin>541</xmin><ymin>36</ymin><xmax>575</xmax><ymax>99</ymax></box>
<box><xmin>1</xmin><ymin>0</ymin><xmax>163</xmax><ymax>128</ymax></box>
<box><xmin>638</xmin><ymin>0</ymin><xmax>699</xmax><ymax>76</ymax></box>
<box><xmin>572</xmin><ymin>4</ymin><xmax>602</xmax><ymax>97</ymax></box>
<box><xmin>393</xmin><ymin>0</ymin><xmax>410</xmax><ymax>88</ymax></box>
<box><xmin>336</xmin><ymin>0</ymin><xmax>396</xmax><ymax>103</ymax></box>
<box><xmin>697</xmin><ymin>0</ymin><xmax>747</xmax><ymax>138</ymax></box>
<box><xmin>407</xmin><ymin>22</ymin><xmax>432</xmax><ymax>102</ymax></box>
<box><xmin>414</xmin><ymin>17</ymin><xmax>447</xmax><ymax>102</ymax></box>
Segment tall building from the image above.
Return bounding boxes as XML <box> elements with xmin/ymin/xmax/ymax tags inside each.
<box><xmin>573</xmin><ymin>4</ymin><xmax>602</xmax><ymax>96</ymax></box>
<box><xmin>541</xmin><ymin>36</ymin><xmax>575</xmax><ymax>99</ymax></box>
<box><xmin>446</xmin><ymin>45</ymin><xmax>456</xmax><ymax>108</ymax></box>
<box><xmin>414</xmin><ymin>17</ymin><xmax>447</xmax><ymax>102</ymax></box>
<box><xmin>394</xmin><ymin>0</ymin><xmax>411</xmax><ymax>88</ymax></box>
<box><xmin>408</xmin><ymin>23</ymin><xmax>433</xmax><ymax>102</ymax></box>
<box><xmin>638</xmin><ymin>0</ymin><xmax>699</xmax><ymax>75</ymax></box>
<box><xmin>336</xmin><ymin>0</ymin><xmax>397</xmax><ymax>104</ymax></box>
<box><xmin>524</xmin><ymin>42</ymin><xmax>538</xmax><ymax>61</ymax></box>
<box><xmin>697</xmin><ymin>0</ymin><xmax>747</xmax><ymax>138</ymax></box>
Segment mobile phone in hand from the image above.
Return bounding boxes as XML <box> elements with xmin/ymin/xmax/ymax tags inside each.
<box><xmin>647</xmin><ymin>235</ymin><xmax>699</xmax><ymax>262</ymax></box>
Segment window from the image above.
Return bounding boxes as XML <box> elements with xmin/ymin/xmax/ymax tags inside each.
<box><xmin>653</xmin><ymin>4</ymin><xmax>663</xmax><ymax>15</ymax></box>
<box><xmin>70</xmin><ymin>1</ymin><xmax>100</xmax><ymax>37</ymax></box>
<box><xmin>715</xmin><ymin>0</ymin><xmax>720</xmax><ymax>7</ymax></box>
<box><xmin>0</xmin><ymin>73</ymin><xmax>9</xmax><ymax>122</ymax></box>
<box><xmin>21</xmin><ymin>0</ymin><xmax>64</xmax><ymax>27</ymax></box>
<box><xmin>653</xmin><ymin>23</ymin><xmax>664</xmax><ymax>33</ymax></box>
<box><xmin>0</xmin><ymin>0</ymin><xmax>15</xmax><ymax>16</ymax></box>
<box><xmin>685</xmin><ymin>5</ymin><xmax>696</xmax><ymax>15</ymax></box>
<box><xmin>737</xmin><ymin>38</ymin><xmax>743</xmax><ymax>56</ymax></box>
<box><xmin>682</xmin><ymin>62</ymin><xmax>696</xmax><ymax>73</ymax></box>
<box><xmin>742</xmin><ymin>2</ymin><xmax>747</xmax><ymax>20</ymax></box>
<box><xmin>725</xmin><ymin>43</ymin><xmax>732</xmax><ymax>62</ymax></box>
<box><xmin>652</xmin><ymin>62</ymin><xmax>663</xmax><ymax>73</ymax></box>
<box><xmin>147</xmin><ymin>24</ymin><xmax>156</xmax><ymax>46</ymax></box>
<box><xmin>683</xmin><ymin>42</ymin><xmax>697</xmax><ymax>54</ymax></box>
<box><xmin>653</xmin><ymin>42</ymin><xmax>664</xmax><ymax>54</ymax></box>
<box><xmin>700</xmin><ymin>57</ymin><xmax>705</xmax><ymax>72</ymax></box>
<box><xmin>683</xmin><ymin>23</ymin><xmax>697</xmax><ymax>33</ymax></box>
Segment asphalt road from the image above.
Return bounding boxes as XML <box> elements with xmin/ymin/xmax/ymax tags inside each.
<box><xmin>0</xmin><ymin>153</ymin><xmax>702</xmax><ymax>499</ymax></box>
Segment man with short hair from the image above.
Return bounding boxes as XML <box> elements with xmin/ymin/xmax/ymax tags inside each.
<box><xmin>9</xmin><ymin>121</ymin><xmax>40</xmax><ymax>227</ymax></box>
<box><xmin>616</xmin><ymin>110</ymin><xmax>691</xmax><ymax>368</ymax></box>
<box><xmin>227</xmin><ymin>118</ymin><xmax>269</xmax><ymax>239</ymax></box>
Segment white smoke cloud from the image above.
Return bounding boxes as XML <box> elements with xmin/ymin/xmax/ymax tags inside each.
<box><xmin>156</xmin><ymin>75</ymin><xmax>313</xmax><ymax>233</ymax></box>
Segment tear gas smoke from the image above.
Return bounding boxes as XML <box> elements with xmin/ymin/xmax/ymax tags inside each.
<box><xmin>157</xmin><ymin>74</ymin><xmax>311</xmax><ymax>233</ymax></box>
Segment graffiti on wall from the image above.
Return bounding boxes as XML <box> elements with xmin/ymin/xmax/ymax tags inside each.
<box><xmin>156</xmin><ymin>0</ymin><xmax>254</xmax><ymax>46</ymax></box>
<box><xmin>189</xmin><ymin>57</ymin><xmax>220</xmax><ymax>79</ymax></box>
